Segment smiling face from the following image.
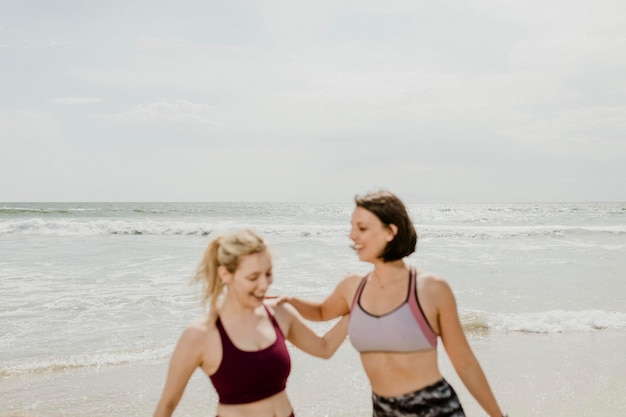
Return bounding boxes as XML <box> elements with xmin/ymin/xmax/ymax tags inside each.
<box><xmin>220</xmin><ymin>249</ymin><xmax>273</xmax><ymax>308</ymax></box>
<box><xmin>349</xmin><ymin>206</ymin><xmax>396</xmax><ymax>263</ymax></box>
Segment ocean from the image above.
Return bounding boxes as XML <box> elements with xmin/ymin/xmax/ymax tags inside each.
<box><xmin>1</xmin><ymin>202</ymin><xmax>625</xmax><ymax>416</ymax></box>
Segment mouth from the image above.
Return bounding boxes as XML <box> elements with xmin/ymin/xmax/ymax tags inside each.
<box><xmin>351</xmin><ymin>243</ymin><xmax>363</xmax><ymax>251</ymax></box>
<box><xmin>251</xmin><ymin>293</ymin><xmax>266</xmax><ymax>301</ymax></box>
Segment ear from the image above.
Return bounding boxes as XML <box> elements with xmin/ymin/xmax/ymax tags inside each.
<box><xmin>387</xmin><ymin>224</ymin><xmax>398</xmax><ymax>242</ymax></box>
<box><xmin>217</xmin><ymin>265</ymin><xmax>232</xmax><ymax>284</ymax></box>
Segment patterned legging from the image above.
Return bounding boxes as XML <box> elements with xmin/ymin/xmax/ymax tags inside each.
<box><xmin>372</xmin><ymin>378</ymin><xmax>465</xmax><ymax>417</ymax></box>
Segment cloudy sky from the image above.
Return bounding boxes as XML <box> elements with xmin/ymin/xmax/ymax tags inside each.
<box><xmin>1</xmin><ymin>0</ymin><xmax>625</xmax><ymax>202</ymax></box>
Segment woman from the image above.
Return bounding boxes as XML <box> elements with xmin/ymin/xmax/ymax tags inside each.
<box><xmin>281</xmin><ymin>190</ymin><xmax>506</xmax><ymax>417</ymax></box>
<box><xmin>154</xmin><ymin>229</ymin><xmax>348</xmax><ymax>417</ymax></box>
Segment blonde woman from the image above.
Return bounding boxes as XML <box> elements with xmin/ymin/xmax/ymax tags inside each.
<box><xmin>154</xmin><ymin>229</ymin><xmax>348</xmax><ymax>417</ymax></box>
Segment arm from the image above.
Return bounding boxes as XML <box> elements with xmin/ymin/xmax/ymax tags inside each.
<box><xmin>276</xmin><ymin>303</ymin><xmax>349</xmax><ymax>359</ymax></box>
<box><xmin>435</xmin><ymin>278</ymin><xmax>504</xmax><ymax>417</ymax></box>
<box><xmin>280</xmin><ymin>273</ymin><xmax>358</xmax><ymax>321</ymax></box>
<box><xmin>153</xmin><ymin>327</ymin><xmax>205</xmax><ymax>417</ymax></box>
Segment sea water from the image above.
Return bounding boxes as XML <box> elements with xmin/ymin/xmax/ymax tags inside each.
<box><xmin>1</xmin><ymin>202</ymin><xmax>625</xmax><ymax>416</ymax></box>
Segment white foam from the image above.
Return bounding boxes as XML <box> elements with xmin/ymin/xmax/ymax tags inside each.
<box><xmin>462</xmin><ymin>309</ymin><xmax>626</xmax><ymax>333</ymax></box>
<box><xmin>0</xmin><ymin>346</ymin><xmax>172</xmax><ymax>376</ymax></box>
<box><xmin>3</xmin><ymin>217</ymin><xmax>624</xmax><ymax>239</ymax></box>
<box><xmin>0</xmin><ymin>218</ymin><xmax>215</xmax><ymax>236</ymax></box>
<box><xmin>0</xmin><ymin>218</ymin><xmax>349</xmax><ymax>237</ymax></box>
<box><xmin>419</xmin><ymin>224</ymin><xmax>626</xmax><ymax>239</ymax></box>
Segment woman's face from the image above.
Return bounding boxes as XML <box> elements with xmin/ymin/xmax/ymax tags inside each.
<box><xmin>349</xmin><ymin>206</ymin><xmax>394</xmax><ymax>263</ymax></box>
<box><xmin>223</xmin><ymin>249</ymin><xmax>273</xmax><ymax>308</ymax></box>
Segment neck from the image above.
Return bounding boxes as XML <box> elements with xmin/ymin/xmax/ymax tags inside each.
<box><xmin>371</xmin><ymin>260</ymin><xmax>407</xmax><ymax>283</ymax></box>
<box><xmin>220</xmin><ymin>296</ymin><xmax>261</xmax><ymax>317</ymax></box>
<box><xmin>370</xmin><ymin>260</ymin><xmax>408</xmax><ymax>288</ymax></box>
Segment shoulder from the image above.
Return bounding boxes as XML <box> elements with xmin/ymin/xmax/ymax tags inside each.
<box><xmin>267</xmin><ymin>301</ymin><xmax>294</xmax><ymax>318</ymax></box>
<box><xmin>329</xmin><ymin>272</ymin><xmax>365</xmax><ymax>303</ymax></box>
<box><xmin>171</xmin><ymin>316</ymin><xmax>222</xmax><ymax>373</ymax></box>
<box><xmin>337</xmin><ymin>272</ymin><xmax>366</xmax><ymax>292</ymax></box>
<box><xmin>341</xmin><ymin>271</ymin><xmax>366</xmax><ymax>283</ymax></box>
<box><xmin>416</xmin><ymin>270</ymin><xmax>455</xmax><ymax>303</ymax></box>
<box><xmin>268</xmin><ymin>301</ymin><xmax>311</xmax><ymax>324</ymax></box>
<box><xmin>188</xmin><ymin>314</ymin><xmax>218</xmax><ymax>331</ymax></box>
<box><xmin>265</xmin><ymin>302</ymin><xmax>296</xmax><ymax>335</ymax></box>
<box><xmin>180</xmin><ymin>316</ymin><xmax>219</xmax><ymax>346</ymax></box>
<box><xmin>416</xmin><ymin>270</ymin><xmax>448</xmax><ymax>285</ymax></box>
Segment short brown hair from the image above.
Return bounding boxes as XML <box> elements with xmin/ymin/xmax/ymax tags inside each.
<box><xmin>354</xmin><ymin>190</ymin><xmax>417</xmax><ymax>262</ymax></box>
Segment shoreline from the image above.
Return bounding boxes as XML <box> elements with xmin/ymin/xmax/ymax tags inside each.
<box><xmin>2</xmin><ymin>331</ymin><xmax>625</xmax><ymax>417</ymax></box>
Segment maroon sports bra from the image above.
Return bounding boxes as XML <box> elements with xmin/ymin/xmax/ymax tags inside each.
<box><xmin>209</xmin><ymin>305</ymin><xmax>291</xmax><ymax>404</ymax></box>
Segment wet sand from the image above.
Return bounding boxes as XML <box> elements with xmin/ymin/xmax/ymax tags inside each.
<box><xmin>2</xmin><ymin>331</ymin><xmax>625</xmax><ymax>416</ymax></box>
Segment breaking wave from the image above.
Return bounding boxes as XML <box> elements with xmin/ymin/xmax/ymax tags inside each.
<box><xmin>461</xmin><ymin>309</ymin><xmax>626</xmax><ymax>333</ymax></box>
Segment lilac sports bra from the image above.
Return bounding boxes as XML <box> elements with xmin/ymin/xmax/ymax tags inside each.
<box><xmin>348</xmin><ymin>267</ymin><xmax>438</xmax><ymax>353</ymax></box>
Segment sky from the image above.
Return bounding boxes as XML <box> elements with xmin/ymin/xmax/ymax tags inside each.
<box><xmin>1</xmin><ymin>0</ymin><xmax>625</xmax><ymax>202</ymax></box>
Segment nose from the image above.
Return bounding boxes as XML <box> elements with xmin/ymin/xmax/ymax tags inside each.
<box><xmin>258</xmin><ymin>274</ymin><xmax>271</xmax><ymax>290</ymax></box>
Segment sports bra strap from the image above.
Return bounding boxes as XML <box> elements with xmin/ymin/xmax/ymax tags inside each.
<box><xmin>350</xmin><ymin>276</ymin><xmax>368</xmax><ymax>309</ymax></box>
<box><xmin>263</xmin><ymin>304</ymin><xmax>284</xmax><ymax>335</ymax></box>
<box><xmin>409</xmin><ymin>267</ymin><xmax>416</xmax><ymax>295</ymax></box>
<box><xmin>351</xmin><ymin>268</ymin><xmax>415</xmax><ymax>310</ymax></box>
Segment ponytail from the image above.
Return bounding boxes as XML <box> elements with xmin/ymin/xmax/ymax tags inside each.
<box><xmin>193</xmin><ymin>229</ymin><xmax>267</xmax><ymax>320</ymax></box>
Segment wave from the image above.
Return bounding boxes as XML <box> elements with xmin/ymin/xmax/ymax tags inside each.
<box><xmin>0</xmin><ymin>346</ymin><xmax>171</xmax><ymax>376</ymax></box>
<box><xmin>0</xmin><ymin>219</ymin><xmax>348</xmax><ymax>237</ymax></box>
<box><xmin>2</xmin><ymin>310</ymin><xmax>624</xmax><ymax>376</ymax></box>
<box><xmin>420</xmin><ymin>224</ymin><xmax>626</xmax><ymax>239</ymax></box>
<box><xmin>0</xmin><ymin>207</ymin><xmax>101</xmax><ymax>215</ymax></box>
<box><xmin>0</xmin><ymin>203</ymin><xmax>351</xmax><ymax>218</ymax></box>
<box><xmin>0</xmin><ymin>219</ymin><xmax>214</xmax><ymax>236</ymax></box>
<box><xmin>1</xmin><ymin>218</ymin><xmax>625</xmax><ymax>238</ymax></box>
<box><xmin>461</xmin><ymin>309</ymin><xmax>626</xmax><ymax>333</ymax></box>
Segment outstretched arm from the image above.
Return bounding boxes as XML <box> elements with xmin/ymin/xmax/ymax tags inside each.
<box><xmin>278</xmin><ymin>273</ymin><xmax>359</xmax><ymax>321</ymax></box>
<box><xmin>276</xmin><ymin>303</ymin><xmax>349</xmax><ymax>359</ymax></box>
<box><xmin>280</xmin><ymin>296</ymin><xmax>329</xmax><ymax>321</ymax></box>
<box><xmin>153</xmin><ymin>327</ymin><xmax>205</xmax><ymax>417</ymax></box>
<box><xmin>435</xmin><ymin>278</ymin><xmax>504</xmax><ymax>417</ymax></box>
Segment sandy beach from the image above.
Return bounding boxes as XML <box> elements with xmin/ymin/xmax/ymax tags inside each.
<box><xmin>2</xmin><ymin>330</ymin><xmax>625</xmax><ymax>416</ymax></box>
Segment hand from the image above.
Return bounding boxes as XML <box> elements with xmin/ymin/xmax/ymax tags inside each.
<box><xmin>264</xmin><ymin>295</ymin><xmax>291</xmax><ymax>305</ymax></box>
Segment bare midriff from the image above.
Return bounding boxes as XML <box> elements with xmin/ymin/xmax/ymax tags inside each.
<box><xmin>360</xmin><ymin>349</ymin><xmax>443</xmax><ymax>397</ymax></box>
<box><xmin>216</xmin><ymin>391</ymin><xmax>292</xmax><ymax>417</ymax></box>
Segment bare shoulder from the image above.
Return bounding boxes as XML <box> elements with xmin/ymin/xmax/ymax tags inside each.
<box><xmin>188</xmin><ymin>315</ymin><xmax>218</xmax><ymax>331</ymax></box>
<box><xmin>181</xmin><ymin>316</ymin><xmax>219</xmax><ymax>345</ymax></box>
<box><xmin>333</xmin><ymin>272</ymin><xmax>364</xmax><ymax>302</ymax></box>
<box><xmin>341</xmin><ymin>271</ymin><xmax>365</xmax><ymax>283</ymax></box>
<box><xmin>415</xmin><ymin>269</ymin><xmax>447</xmax><ymax>285</ymax></box>
<box><xmin>267</xmin><ymin>301</ymin><xmax>297</xmax><ymax>321</ymax></box>
<box><xmin>264</xmin><ymin>302</ymin><xmax>296</xmax><ymax>337</ymax></box>
<box><xmin>269</xmin><ymin>300</ymin><xmax>295</xmax><ymax>313</ymax></box>
<box><xmin>416</xmin><ymin>270</ymin><xmax>455</xmax><ymax>301</ymax></box>
<box><xmin>171</xmin><ymin>315</ymin><xmax>222</xmax><ymax>374</ymax></box>
<box><xmin>337</xmin><ymin>271</ymin><xmax>365</xmax><ymax>292</ymax></box>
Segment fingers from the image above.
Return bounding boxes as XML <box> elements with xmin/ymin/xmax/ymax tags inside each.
<box><xmin>263</xmin><ymin>295</ymin><xmax>291</xmax><ymax>305</ymax></box>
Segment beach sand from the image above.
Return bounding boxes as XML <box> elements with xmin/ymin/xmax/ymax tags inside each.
<box><xmin>447</xmin><ymin>331</ymin><xmax>626</xmax><ymax>417</ymax></box>
<box><xmin>2</xmin><ymin>330</ymin><xmax>625</xmax><ymax>416</ymax></box>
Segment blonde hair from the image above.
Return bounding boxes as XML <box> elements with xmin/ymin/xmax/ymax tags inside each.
<box><xmin>194</xmin><ymin>229</ymin><xmax>267</xmax><ymax>318</ymax></box>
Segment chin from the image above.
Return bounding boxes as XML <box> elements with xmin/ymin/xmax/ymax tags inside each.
<box><xmin>249</xmin><ymin>296</ymin><xmax>264</xmax><ymax>305</ymax></box>
<box><xmin>357</xmin><ymin>253</ymin><xmax>372</xmax><ymax>262</ymax></box>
